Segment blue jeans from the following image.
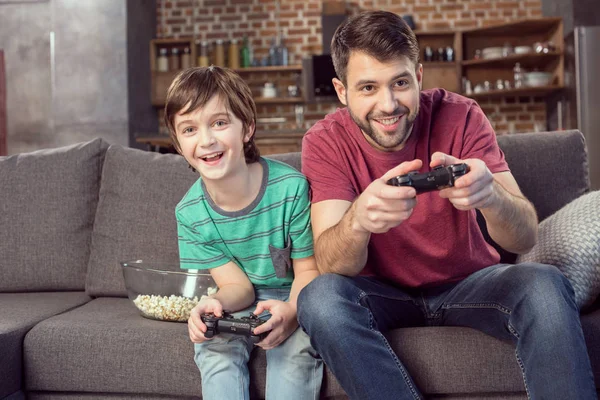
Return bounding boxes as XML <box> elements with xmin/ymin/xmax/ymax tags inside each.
<box><xmin>195</xmin><ymin>287</ymin><xmax>323</xmax><ymax>400</ymax></box>
<box><xmin>297</xmin><ymin>263</ymin><xmax>597</xmax><ymax>400</ymax></box>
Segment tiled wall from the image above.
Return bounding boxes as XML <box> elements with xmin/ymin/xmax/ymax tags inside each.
<box><xmin>156</xmin><ymin>0</ymin><xmax>546</xmax><ymax>135</ymax></box>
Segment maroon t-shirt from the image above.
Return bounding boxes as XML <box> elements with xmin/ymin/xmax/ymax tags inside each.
<box><xmin>302</xmin><ymin>89</ymin><xmax>509</xmax><ymax>288</ymax></box>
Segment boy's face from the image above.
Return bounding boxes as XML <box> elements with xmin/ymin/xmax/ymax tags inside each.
<box><xmin>333</xmin><ymin>51</ymin><xmax>423</xmax><ymax>152</ymax></box>
<box><xmin>174</xmin><ymin>94</ymin><xmax>252</xmax><ymax>181</ymax></box>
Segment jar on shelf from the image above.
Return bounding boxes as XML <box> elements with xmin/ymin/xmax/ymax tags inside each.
<box><xmin>214</xmin><ymin>39</ymin><xmax>225</xmax><ymax>67</ymax></box>
<box><xmin>169</xmin><ymin>47</ymin><xmax>180</xmax><ymax>71</ymax></box>
<box><xmin>197</xmin><ymin>41</ymin><xmax>209</xmax><ymax>67</ymax></box>
<box><xmin>181</xmin><ymin>47</ymin><xmax>191</xmax><ymax>69</ymax></box>
<box><xmin>261</xmin><ymin>82</ymin><xmax>277</xmax><ymax>98</ymax></box>
<box><xmin>228</xmin><ymin>39</ymin><xmax>240</xmax><ymax>69</ymax></box>
<box><xmin>157</xmin><ymin>48</ymin><xmax>169</xmax><ymax>72</ymax></box>
<box><xmin>513</xmin><ymin>62</ymin><xmax>525</xmax><ymax>88</ymax></box>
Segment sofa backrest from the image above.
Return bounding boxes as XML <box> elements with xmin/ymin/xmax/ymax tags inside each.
<box><xmin>84</xmin><ymin>129</ymin><xmax>590</xmax><ymax>296</ymax></box>
<box><xmin>85</xmin><ymin>144</ymin><xmax>198</xmax><ymax>297</ymax></box>
<box><xmin>0</xmin><ymin>138</ymin><xmax>109</xmax><ymax>292</ymax></box>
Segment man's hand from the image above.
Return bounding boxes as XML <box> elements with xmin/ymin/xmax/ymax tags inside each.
<box><xmin>352</xmin><ymin>159</ymin><xmax>421</xmax><ymax>234</ymax></box>
<box><xmin>252</xmin><ymin>300</ymin><xmax>298</xmax><ymax>350</ymax></box>
<box><xmin>187</xmin><ymin>297</ymin><xmax>223</xmax><ymax>344</ymax></box>
<box><xmin>431</xmin><ymin>152</ymin><xmax>496</xmax><ymax>211</ymax></box>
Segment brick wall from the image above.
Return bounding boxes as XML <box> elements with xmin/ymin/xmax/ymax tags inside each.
<box><xmin>156</xmin><ymin>0</ymin><xmax>546</xmax><ymax>136</ymax></box>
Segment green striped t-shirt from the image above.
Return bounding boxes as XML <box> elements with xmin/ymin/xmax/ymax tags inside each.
<box><xmin>175</xmin><ymin>158</ymin><xmax>314</xmax><ymax>288</ymax></box>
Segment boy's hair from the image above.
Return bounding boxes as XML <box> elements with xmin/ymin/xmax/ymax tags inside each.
<box><xmin>331</xmin><ymin>11</ymin><xmax>420</xmax><ymax>84</ymax></box>
<box><xmin>164</xmin><ymin>66</ymin><xmax>260</xmax><ymax>164</ymax></box>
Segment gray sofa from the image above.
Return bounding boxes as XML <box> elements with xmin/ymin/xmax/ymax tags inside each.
<box><xmin>1</xmin><ymin>129</ymin><xmax>598</xmax><ymax>400</ymax></box>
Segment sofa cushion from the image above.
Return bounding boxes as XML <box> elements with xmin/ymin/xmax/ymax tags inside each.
<box><xmin>0</xmin><ymin>292</ymin><xmax>90</xmax><ymax>398</ymax></box>
<box><xmin>86</xmin><ymin>146</ymin><xmax>197</xmax><ymax>297</ymax></box>
<box><xmin>517</xmin><ymin>190</ymin><xmax>600</xmax><ymax>310</ymax></box>
<box><xmin>23</xmin><ymin>298</ymin><xmax>531</xmax><ymax>398</ymax></box>
<box><xmin>0</xmin><ymin>139</ymin><xmax>108</xmax><ymax>292</ymax></box>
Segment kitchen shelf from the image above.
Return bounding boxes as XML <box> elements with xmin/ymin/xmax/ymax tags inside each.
<box><xmin>234</xmin><ymin>65</ymin><xmax>302</xmax><ymax>73</ymax></box>
<box><xmin>422</xmin><ymin>62</ymin><xmax>458</xmax><ymax>67</ymax></box>
<box><xmin>255</xmin><ymin>97</ymin><xmax>304</xmax><ymax>104</ymax></box>
<box><xmin>462</xmin><ymin>52</ymin><xmax>562</xmax><ymax>68</ymax></box>
<box><xmin>464</xmin><ymin>84</ymin><xmax>564</xmax><ymax>99</ymax></box>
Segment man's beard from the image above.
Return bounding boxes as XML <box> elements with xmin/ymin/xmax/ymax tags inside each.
<box><xmin>348</xmin><ymin>102</ymin><xmax>419</xmax><ymax>151</ymax></box>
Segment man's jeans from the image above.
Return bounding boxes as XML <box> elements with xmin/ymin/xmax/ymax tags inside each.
<box><xmin>195</xmin><ymin>288</ymin><xmax>323</xmax><ymax>400</ymax></box>
<box><xmin>297</xmin><ymin>263</ymin><xmax>597</xmax><ymax>400</ymax></box>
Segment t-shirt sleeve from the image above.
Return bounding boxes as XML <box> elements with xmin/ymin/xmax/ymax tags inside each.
<box><xmin>461</xmin><ymin>102</ymin><xmax>509</xmax><ymax>174</ymax></box>
<box><xmin>288</xmin><ymin>178</ymin><xmax>315</xmax><ymax>259</ymax></box>
<box><xmin>301</xmin><ymin>126</ymin><xmax>357</xmax><ymax>203</ymax></box>
<box><xmin>176</xmin><ymin>210</ymin><xmax>230</xmax><ymax>270</ymax></box>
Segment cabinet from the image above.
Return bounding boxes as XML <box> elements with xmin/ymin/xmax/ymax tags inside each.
<box><xmin>460</xmin><ymin>18</ymin><xmax>563</xmax><ymax>99</ymax></box>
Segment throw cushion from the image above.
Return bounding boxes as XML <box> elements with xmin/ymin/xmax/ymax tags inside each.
<box><xmin>517</xmin><ymin>191</ymin><xmax>600</xmax><ymax>310</ymax></box>
<box><xmin>0</xmin><ymin>138</ymin><xmax>109</xmax><ymax>292</ymax></box>
<box><xmin>85</xmin><ymin>145</ymin><xmax>198</xmax><ymax>297</ymax></box>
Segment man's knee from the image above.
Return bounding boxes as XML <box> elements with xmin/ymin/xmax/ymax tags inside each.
<box><xmin>297</xmin><ymin>274</ymin><xmax>355</xmax><ymax>327</ymax></box>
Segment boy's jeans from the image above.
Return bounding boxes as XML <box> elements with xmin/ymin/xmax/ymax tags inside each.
<box><xmin>195</xmin><ymin>288</ymin><xmax>323</xmax><ymax>400</ymax></box>
<box><xmin>298</xmin><ymin>263</ymin><xmax>597</xmax><ymax>400</ymax></box>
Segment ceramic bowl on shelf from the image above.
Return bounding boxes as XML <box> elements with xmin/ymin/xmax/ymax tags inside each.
<box><xmin>514</xmin><ymin>45</ymin><xmax>533</xmax><ymax>54</ymax></box>
<box><xmin>481</xmin><ymin>46</ymin><xmax>504</xmax><ymax>59</ymax></box>
<box><xmin>121</xmin><ymin>260</ymin><xmax>218</xmax><ymax>322</ymax></box>
<box><xmin>523</xmin><ymin>71</ymin><xmax>553</xmax><ymax>87</ymax></box>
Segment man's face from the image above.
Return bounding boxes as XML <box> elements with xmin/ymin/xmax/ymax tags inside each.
<box><xmin>333</xmin><ymin>51</ymin><xmax>423</xmax><ymax>152</ymax></box>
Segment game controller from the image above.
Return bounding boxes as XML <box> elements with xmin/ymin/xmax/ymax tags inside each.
<box><xmin>387</xmin><ymin>163</ymin><xmax>469</xmax><ymax>193</ymax></box>
<box><xmin>201</xmin><ymin>312</ymin><xmax>268</xmax><ymax>344</ymax></box>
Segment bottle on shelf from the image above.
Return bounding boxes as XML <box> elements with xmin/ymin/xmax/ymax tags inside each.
<box><xmin>181</xmin><ymin>47</ymin><xmax>191</xmax><ymax>69</ymax></box>
<box><xmin>157</xmin><ymin>48</ymin><xmax>169</xmax><ymax>72</ymax></box>
<box><xmin>513</xmin><ymin>62</ymin><xmax>525</xmax><ymax>88</ymax></box>
<box><xmin>228</xmin><ymin>39</ymin><xmax>240</xmax><ymax>69</ymax></box>
<box><xmin>197</xmin><ymin>41</ymin><xmax>209</xmax><ymax>67</ymax></box>
<box><xmin>277</xmin><ymin>33</ymin><xmax>289</xmax><ymax>66</ymax></box>
<box><xmin>214</xmin><ymin>39</ymin><xmax>225</xmax><ymax>67</ymax></box>
<box><xmin>268</xmin><ymin>37</ymin><xmax>278</xmax><ymax>66</ymax></box>
<box><xmin>169</xmin><ymin>47</ymin><xmax>180</xmax><ymax>71</ymax></box>
<box><xmin>241</xmin><ymin>35</ymin><xmax>253</xmax><ymax>68</ymax></box>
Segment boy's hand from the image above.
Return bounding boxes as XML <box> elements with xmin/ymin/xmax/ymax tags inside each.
<box><xmin>188</xmin><ymin>297</ymin><xmax>223</xmax><ymax>344</ymax></box>
<box><xmin>252</xmin><ymin>300</ymin><xmax>298</xmax><ymax>350</ymax></box>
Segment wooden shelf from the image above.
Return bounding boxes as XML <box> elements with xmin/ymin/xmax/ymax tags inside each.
<box><xmin>462</xmin><ymin>17</ymin><xmax>563</xmax><ymax>37</ymax></box>
<box><xmin>462</xmin><ymin>52</ymin><xmax>562</xmax><ymax>68</ymax></box>
<box><xmin>422</xmin><ymin>61</ymin><xmax>458</xmax><ymax>67</ymax></box>
<box><xmin>234</xmin><ymin>65</ymin><xmax>302</xmax><ymax>73</ymax></box>
<box><xmin>255</xmin><ymin>97</ymin><xmax>304</xmax><ymax>104</ymax></box>
<box><xmin>464</xmin><ymin>84</ymin><xmax>564</xmax><ymax>99</ymax></box>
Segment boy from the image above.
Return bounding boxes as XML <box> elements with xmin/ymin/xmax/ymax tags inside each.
<box><xmin>164</xmin><ymin>66</ymin><xmax>323</xmax><ymax>400</ymax></box>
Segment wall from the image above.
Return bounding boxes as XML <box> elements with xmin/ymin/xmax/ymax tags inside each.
<box><xmin>0</xmin><ymin>0</ymin><xmax>129</xmax><ymax>155</ymax></box>
<box><xmin>155</xmin><ymin>0</ymin><xmax>546</xmax><ymax>136</ymax></box>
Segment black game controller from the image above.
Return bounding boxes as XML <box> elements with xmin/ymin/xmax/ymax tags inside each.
<box><xmin>387</xmin><ymin>163</ymin><xmax>469</xmax><ymax>193</ymax></box>
<box><xmin>201</xmin><ymin>312</ymin><xmax>268</xmax><ymax>344</ymax></box>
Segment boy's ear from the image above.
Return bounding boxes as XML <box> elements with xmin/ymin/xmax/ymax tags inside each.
<box><xmin>244</xmin><ymin>122</ymin><xmax>256</xmax><ymax>142</ymax></box>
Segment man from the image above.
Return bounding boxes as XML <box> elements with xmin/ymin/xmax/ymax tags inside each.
<box><xmin>297</xmin><ymin>10</ymin><xmax>596</xmax><ymax>400</ymax></box>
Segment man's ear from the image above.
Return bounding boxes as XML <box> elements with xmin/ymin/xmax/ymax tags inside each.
<box><xmin>416</xmin><ymin>63</ymin><xmax>423</xmax><ymax>91</ymax></box>
<box><xmin>332</xmin><ymin>78</ymin><xmax>347</xmax><ymax>106</ymax></box>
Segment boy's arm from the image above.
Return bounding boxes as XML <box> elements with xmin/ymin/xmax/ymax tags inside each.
<box><xmin>287</xmin><ymin>255</ymin><xmax>320</xmax><ymax>309</ymax></box>
<box><xmin>206</xmin><ymin>261</ymin><xmax>255</xmax><ymax>312</ymax></box>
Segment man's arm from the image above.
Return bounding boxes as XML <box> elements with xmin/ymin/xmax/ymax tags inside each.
<box><xmin>434</xmin><ymin>153</ymin><xmax>537</xmax><ymax>254</ymax></box>
<box><xmin>310</xmin><ymin>160</ymin><xmax>421</xmax><ymax>276</ymax></box>
<box><xmin>479</xmin><ymin>172</ymin><xmax>538</xmax><ymax>254</ymax></box>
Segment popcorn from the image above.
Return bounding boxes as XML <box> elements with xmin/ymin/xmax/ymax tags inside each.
<box><xmin>133</xmin><ymin>294</ymin><xmax>200</xmax><ymax>322</ymax></box>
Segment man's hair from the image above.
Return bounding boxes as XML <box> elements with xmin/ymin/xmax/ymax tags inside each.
<box><xmin>331</xmin><ymin>11</ymin><xmax>420</xmax><ymax>84</ymax></box>
<box><xmin>164</xmin><ymin>66</ymin><xmax>260</xmax><ymax>164</ymax></box>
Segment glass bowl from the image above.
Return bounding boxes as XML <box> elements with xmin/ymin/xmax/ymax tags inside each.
<box><xmin>121</xmin><ymin>260</ymin><xmax>218</xmax><ymax>322</ymax></box>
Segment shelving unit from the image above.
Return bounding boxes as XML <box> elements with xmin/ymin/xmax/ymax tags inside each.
<box><xmin>145</xmin><ymin>17</ymin><xmax>565</xmax><ymax>153</ymax></box>
<box><xmin>460</xmin><ymin>17</ymin><xmax>563</xmax><ymax>97</ymax></box>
